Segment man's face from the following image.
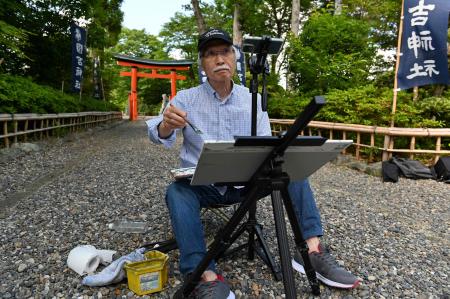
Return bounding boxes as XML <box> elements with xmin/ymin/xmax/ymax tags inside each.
<box><xmin>201</xmin><ymin>41</ymin><xmax>236</xmax><ymax>84</ymax></box>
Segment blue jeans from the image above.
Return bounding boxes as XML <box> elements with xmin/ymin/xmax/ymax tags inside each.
<box><xmin>165</xmin><ymin>179</ymin><xmax>323</xmax><ymax>275</ymax></box>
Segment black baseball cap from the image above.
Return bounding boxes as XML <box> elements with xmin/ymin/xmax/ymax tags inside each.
<box><xmin>198</xmin><ymin>28</ymin><xmax>233</xmax><ymax>52</ymax></box>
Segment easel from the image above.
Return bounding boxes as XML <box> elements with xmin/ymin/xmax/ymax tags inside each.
<box><xmin>173</xmin><ymin>36</ymin><xmax>324</xmax><ymax>298</ymax></box>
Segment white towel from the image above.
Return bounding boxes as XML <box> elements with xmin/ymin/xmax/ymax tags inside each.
<box><xmin>81</xmin><ymin>248</ymin><xmax>146</xmax><ymax>287</ymax></box>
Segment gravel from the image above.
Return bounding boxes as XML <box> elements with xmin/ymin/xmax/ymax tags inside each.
<box><xmin>0</xmin><ymin>120</ymin><xmax>448</xmax><ymax>298</ymax></box>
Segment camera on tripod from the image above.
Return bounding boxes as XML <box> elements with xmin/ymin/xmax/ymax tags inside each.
<box><xmin>241</xmin><ymin>35</ymin><xmax>284</xmax><ymax>113</ymax></box>
<box><xmin>242</xmin><ymin>35</ymin><xmax>284</xmax><ymax>55</ymax></box>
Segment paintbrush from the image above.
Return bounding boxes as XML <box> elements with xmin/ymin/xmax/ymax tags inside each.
<box><xmin>170</xmin><ymin>103</ymin><xmax>203</xmax><ymax>134</ymax></box>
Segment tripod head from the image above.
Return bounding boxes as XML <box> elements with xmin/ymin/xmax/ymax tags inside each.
<box><xmin>243</xmin><ymin>35</ymin><xmax>284</xmax><ymax>75</ymax></box>
<box><xmin>242</xmin><ymin>35</ymin><xmax>284</xmax><ymax>131</ymax></box>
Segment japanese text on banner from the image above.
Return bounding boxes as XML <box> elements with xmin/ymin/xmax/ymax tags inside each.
<box><xmin>397</xmin><ymin>0</ymin><xmax>450</xmax><ymax>90</ymax></box>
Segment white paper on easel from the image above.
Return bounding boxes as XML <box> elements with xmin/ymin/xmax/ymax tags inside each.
<box><xmin>191</xmin><ymin>140</ymin><xmax>353</xmax><ymax>185</ymax></box>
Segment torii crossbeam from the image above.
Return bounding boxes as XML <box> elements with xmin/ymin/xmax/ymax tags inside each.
<box><xmin>115</xmin><ymin>54</ymin><xmax>193</xmax><ymax>121</ymax></box>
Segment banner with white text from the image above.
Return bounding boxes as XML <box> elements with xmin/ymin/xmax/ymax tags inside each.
<box><xmin>71</xmin><ymin>24</ymin><xmax>87</xmax><ymax>93</ymax></box>
<box><xmin>397</xmin><ymin>0</ymin><xmax>450</xmax><ymax>90</ymax></box>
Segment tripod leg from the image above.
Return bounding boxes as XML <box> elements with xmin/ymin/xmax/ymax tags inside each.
<box><xmin>254</xmin><ymin>224</ymin><xmax>282</xmax><ymax>281</ymax></box>
<box><xmin>247</xmin><ymin>203</ymin><xmax>256</xmax><ymax>260</ymax></box>
<box><xmin>271</xmin><ymin>190</ymin><xmax>297</xmax><ymax>299</ymax></box>
<box><xmin>175</xmin><ymin>184</ymin><xmax>263</xmax><ymax>298</ymax></box>
<box><xmin>281</xmin><ymin>188</ymin><xmax>320</xmax><ymax>296</ymax></box>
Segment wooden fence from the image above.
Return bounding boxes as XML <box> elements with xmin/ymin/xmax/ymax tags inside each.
<box><xmin>270</xmin><ymin>119</ymin><xmax>450</xmax><ymax>164</ymax></box>
<box><xmin>0</xmin><ymin>112</ymin><xmax>123</xmax><ymax>148</ymax></box>
<box><xmin>2</xmin><ymin>114</ymin><xmax>449</xmax><ymax>164</ymax></box>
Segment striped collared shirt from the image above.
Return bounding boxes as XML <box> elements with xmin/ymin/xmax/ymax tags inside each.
<box><xmin>146</xmin><ymin>80</ymin><xmax>271</xmax><ymax>168</ymax></box>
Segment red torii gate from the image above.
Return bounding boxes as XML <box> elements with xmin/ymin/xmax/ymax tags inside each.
<box><xmin>115</xmin><ymin>54</ymin><xmax>193</xmax><ymax>121</ymax></box>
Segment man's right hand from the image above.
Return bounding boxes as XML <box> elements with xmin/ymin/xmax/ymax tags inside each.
<box><xmin>158</xmin><ymin>103</ymin><xmax>187</xmax><ymax>138</ymax></box>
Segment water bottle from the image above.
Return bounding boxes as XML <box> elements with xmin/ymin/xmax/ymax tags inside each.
<box><xmin>108</xmin><ymin>220</ymin><xmax>148</xmax><ymax>233</ymax></box>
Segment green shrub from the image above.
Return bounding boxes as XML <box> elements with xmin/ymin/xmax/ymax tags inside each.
<box><xmin>0</xmin><ymin>74</ymin><xmax>119</xmax><ymax>113</ymax></box>
<box><xmin>268</xmin><ymin>85</ymin><xmax>449</xmax><ymax>128</ymax></box>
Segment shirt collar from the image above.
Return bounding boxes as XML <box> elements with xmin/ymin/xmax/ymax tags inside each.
<box><xmin>204</xmin><ymin>80</ymin><xmax>235</xmax><ymax>103</ymax></box>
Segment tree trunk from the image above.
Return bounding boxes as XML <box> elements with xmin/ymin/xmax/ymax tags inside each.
<box><xmin>233</xmin><ymin>1</ymin><xmax>243</xmax><ymax>46</ymax></box>
<box><xmin>413</xmin><ymin>86</ymin><xmax>419</xmax><ymax>102</ymax></box>
<box><xmin>335</xmin><ymin>0</ymin><xmax>342</xmax><ymax>15</ymax></box>
<box><xmin>191</xmin><ymin>0</ymin><xmax>207</xmax><ymax>34</ymax></box>
<box><xmin>433</xmin><ymin>85</ymin><xmax>446</xmax><ymax>96</ymax></box>
<box><xmin>288</xmin><ymin>0</ymin><xmax>301</xmax><ymax>90</ymax></box>
<box><xmin>290</xmin><ymin>0</ymin><xmax>300</xmax><ymax>36</ymax></box>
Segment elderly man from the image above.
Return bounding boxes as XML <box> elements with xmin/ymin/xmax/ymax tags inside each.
<box><xmin>146</xmin><ymin>28</ymin><xmax>359</xmax><ymax>299</ymax></box>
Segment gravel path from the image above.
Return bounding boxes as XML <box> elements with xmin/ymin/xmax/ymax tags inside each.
<box><xmin>0</xmin><ymin>120</ymin><xmax>448</xmax><ymax>299</ymax></box>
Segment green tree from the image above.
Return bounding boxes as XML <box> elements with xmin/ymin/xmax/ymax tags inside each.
<box><xmin>159</xmin><ymin>2</ymin><xmax>230</xmax><ymax>60</ymax></box>
<box><xmin>287</xmin><ymin>12</ymin><xmax>377</xmax><ymax>94</ymax></box>
<box><xmin>0</xmin><ymin>0</ymin><xmax>123</xmax><ymax>92</ymax></box>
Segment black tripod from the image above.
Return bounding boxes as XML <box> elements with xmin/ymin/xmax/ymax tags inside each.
<box><xmin>173</xmin><ymin>34</ymin><xmax>325</xmax><ymax>296</ymax></box>
<box><xmin>216</xmin><ymin>37</ymin><xmax>283</xmax><ymax>281</ymax></box>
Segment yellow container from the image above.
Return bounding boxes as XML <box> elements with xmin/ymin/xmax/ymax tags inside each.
<box><xmin>124</xmin><ymin>250</ymin><xmax>169</xmax><ymax>295</ymax></box>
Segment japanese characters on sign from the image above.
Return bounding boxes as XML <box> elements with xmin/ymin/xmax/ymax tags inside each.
<box><xmin>234</xmin><ymin>45</ymin><xmax>246</xmax><ymax>86</ymax></box>
<box><xmin>71</xmin><ymin>24</ymin><xmax>87</xmax><ymax>93</ymax></box>
<box><xmin>93</xmin><ymin>57</ymin><xmax>103</xmax><ymax>99</ymax></box>
<box><xmin>397</xmin><ymin>0</ymin><xmax>450</xmax><ymax>90</ymax></box>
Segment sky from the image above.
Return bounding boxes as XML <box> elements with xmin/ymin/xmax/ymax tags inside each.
<box><xmin>121</xmin><ymin>0</ymin><xmax>200</xmax><ymax>36</ymax></box>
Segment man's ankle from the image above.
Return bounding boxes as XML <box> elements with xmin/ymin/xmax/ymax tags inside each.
<box><xmin>306</xmin><ymin>237</ymin><xmax>320</xmax><ymax>254</ymax></box>
<box><xmin>201</xmin><ymin>270</ymin><xmax>218</xmax><ymax>282</ymax></box>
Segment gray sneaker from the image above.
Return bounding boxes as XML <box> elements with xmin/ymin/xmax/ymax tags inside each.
<box><xmin>291</xmin><ymin>243</ymin><xmax>360</xmax><ymax>289</ymax></box>
<box><xmin>189</xmin><ymin>274</ymin><xmax>235</xmax><ymax>299</ymax></box>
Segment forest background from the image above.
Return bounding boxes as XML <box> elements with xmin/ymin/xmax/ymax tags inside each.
<box><xmin>1</xmin><ymin>0</ymin><xmax>450</xmax><ymax>130</ymax></box>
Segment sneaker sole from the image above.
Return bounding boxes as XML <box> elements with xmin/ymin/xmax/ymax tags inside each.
<box><xmin>291</xmin><ymin>259</ymin><xmax>360</xmax><ymax>289</ymax></box>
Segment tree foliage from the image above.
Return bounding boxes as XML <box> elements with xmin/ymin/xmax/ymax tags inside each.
<box><xmin>287</xmin><ymin>12</ymin><xmax>377</xmax><ymax>94</ymax></box>
<box><xmin>0</xmin><ymin>0</ymin><xmax>123</xmax><ymax>91</ymax></box>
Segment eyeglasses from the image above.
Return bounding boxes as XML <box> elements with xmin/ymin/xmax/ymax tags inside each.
<box><xmin>201</xmin><ymin>47</ymin><xmax>234</xmax><ymax>59</ymax></box>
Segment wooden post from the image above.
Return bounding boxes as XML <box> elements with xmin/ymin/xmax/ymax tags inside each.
<box><xmin>33</xmin><ymin>119</ymin><xmax>37</xmax><ymax>139</ymax></box>
<box><xmin>342</xmin><ymin>131</ymin><xmax>347</xmax><ymax>154</ymax></box>
<box><xmin>40</xmin><ymin>120</ymin><xmax>44</xmax><ymax>139</ymax></box>
<box><xmin>435</xmin><ymin>136</ymin><xmax>441</xmax><ymax>163</ymax></box>
<box><xmin>356</xmin><ymin>132</ymin><xmax>361</xmax><ymax>160</ymax></box>
<box><xmin>370</xmin><ymin>133</ymin><xmax>375</xmax><ymax>162</ymax></box>
<box><xmin>3</xmin><ymin>121</ymin><xmax>9</xmax><ymax>148</ymax></box>
<box><xmin>24</xmin><ymin>120</ymin><xmax>28</xmax><ymax>142</ymax></box>
<box><xmin>409</xmin><ymin>136</ymin><xmax>416</xmax><ymax>160</ymax></box>
<box><xmin>388</xmin><ymin>136</ymin><xmax>395</xmax><ymax>159</ymax></box>
<box><xmin>13</xmin><ymin>120</ymin><xmax>18</xmax><ymax>144</ymax></box>
<box><xmin>391</xmin><ymin>0</ymin><xmax>405</xmax><ymax>128</ymax></box>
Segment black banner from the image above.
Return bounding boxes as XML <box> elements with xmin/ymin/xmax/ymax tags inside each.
<box><xmin>71</xmin><ymin>24</ymin><xmax>87</xmax><ymax>93</ymax></box>
<box><xmin>397</xmin><ymin>0</ymin><xmax>450</xmax><ymax>90</ymax></box>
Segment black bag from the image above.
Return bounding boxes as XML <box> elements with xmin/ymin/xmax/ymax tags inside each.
<box><xmin>434</xmin><ymin>156</ymin><xmax>450</xmax><ymax>183</ymax></box>
<box><xmin>382</xmin><ymin>160</ymin><xmax>400</xmax><ymax>182</ymax></box>
<box><xmin>390</xmin><ymin>157</ymin><xmax>435</xmax><ymax>180</ymax></box>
